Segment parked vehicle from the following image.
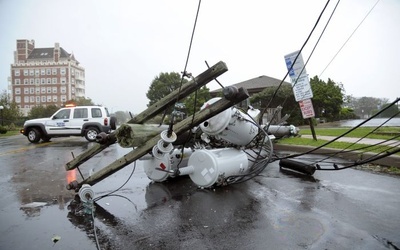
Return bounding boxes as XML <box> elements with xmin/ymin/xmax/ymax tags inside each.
<box><xmin>20</xmin><ymin>105</ymin><xmax>116</xmax><ymax>143</ymax></box>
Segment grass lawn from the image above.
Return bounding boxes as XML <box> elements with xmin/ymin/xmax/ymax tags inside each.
<box><xmin>277</xmin><ymin>126</ymin><xmax>400</xmax><ymax>156</ymax></box>
<box><xmin>0</xmin><ymin>130</ymin><xmax>21</xmax><ymax>137</ymax></box>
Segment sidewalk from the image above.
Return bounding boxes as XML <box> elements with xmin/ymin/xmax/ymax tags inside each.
<box><xmin>275</xmin><ymin>135</ymin><xmax>400</xmax><ymax>167</ymax></box>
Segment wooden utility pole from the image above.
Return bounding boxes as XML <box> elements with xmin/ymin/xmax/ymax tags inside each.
<box><xmin>308</xmin><ymin>118</ymin><xmax>317</xmax><ymax>141</ymax></box>
<box><xmin>65</xmin><ymin>61</ymin><xmax>228</xmax><ymax>171</ymax></box>
<box><xmin>76</xmin><ymin>87</ymin><xmax>249</xmax><ymax>188</ymax></box>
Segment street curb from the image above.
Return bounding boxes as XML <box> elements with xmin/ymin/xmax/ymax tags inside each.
<box><xmin>274</xmin><ymin>144</ymin><xmax>400</xmax><ymax>167</ymax></box>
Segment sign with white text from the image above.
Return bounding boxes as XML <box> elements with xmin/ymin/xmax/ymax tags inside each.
<box><xmin>299</xmin><ymin>98</ymin><xmax>315</xmax><ymax>119</ymax></box>
<box><xmin>284</xmin><ymin>50</ymin><xmax>313</xmax><ymax>102</ymax></box>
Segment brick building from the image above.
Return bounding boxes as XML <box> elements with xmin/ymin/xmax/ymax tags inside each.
<box><xmin>9</xmin><ymin>39</ymin><xmax>85</xmax><ymax>115</ymax></box>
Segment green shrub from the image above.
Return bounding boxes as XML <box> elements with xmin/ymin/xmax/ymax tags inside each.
<box><xmin>0</xmin><ymin>126</ymin><xmax>7</xmax><ymax>134</ymax></box>
<box><xmin>7</xmin><ymin>123</ymin><xmax>16</xmax><ymax>131</ymax></box>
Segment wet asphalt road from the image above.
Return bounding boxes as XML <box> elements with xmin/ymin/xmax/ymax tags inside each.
<box><xmin>1</xmin><ymin>135</ymin><xmax>400</xmax><ymax>250</ymax></box>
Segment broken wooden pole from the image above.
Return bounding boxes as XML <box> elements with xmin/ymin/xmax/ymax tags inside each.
<box><xmin>128</xmin><ymin>61</ymin><xmax>228</xmax><ymax>124</ymax></box>
<box><xmin>115</xmin><ymin>124</ymin><xmax>166</xmax><ymax>148</ymax></box>
<box><xmin>76</xmin><ymin>87</ymin><xmax>249</xmax><ymax>188</ymax></box>
<box><xmin>65</xmin><ymin>61</ymin><xmax>228</xmax><ymax>171</ymax></box>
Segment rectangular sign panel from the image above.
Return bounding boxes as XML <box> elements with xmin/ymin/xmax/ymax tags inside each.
<box><xmin>284</xmin><ymin>50</ymin><xmax>313</xmax><ymax>102</ymax></box>
<box><xmin>284</xmin><ymin>50</ymin><xmax>307</xmax><ymax>79</ymax></box>
<box><xmin>299</xmin><ymin>98</ymin><xmax>315</xmax><ymax>119</ymax></box>
<box><xmin>291</xmin><ymin>75</ymin><xmax>313</xmax><ymax>102</ymax></box>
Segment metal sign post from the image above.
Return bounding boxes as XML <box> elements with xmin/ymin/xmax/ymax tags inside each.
<box><xmin>284</xmin><ymin>51</ymin><xmax>317</xmax><ymax>140</ymax></box>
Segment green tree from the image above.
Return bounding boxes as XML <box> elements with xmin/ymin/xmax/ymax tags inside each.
<box><xmin>146</xmin><ymin>72</ymin><xmax>187</xmax><ymax>107</ymax></box>
<box><xmin>28</xmin><ymin>105</ymin><xmax>59</xmax><ymax>119</ymax></box>
<box><xmin>184</xmin><ymin>86</ymin><xmax>211</xmax><ymax>116</ymax></box>
<box><xmin>250</xmin><ymin>84</ymin><xmax>302</xmax><ymax>125</ymax></box>
<box><xmin>351</xmin><ymin>96</ymin><xmax>388</xmax><ymax>118</ymax></box>
<box><xmin>377</xmin><ymin>103</ymin><xmax>400</xmax><ymax>118</ymax></box>
<box><xmin>65</xmin><ymin>96</ymin><xmax>95</xmax><ymax>106</ymax></box>
<box><xmin>310</xmin><ymin>76</ymin><xmax>344</xmax><ymax>121</ymax></box>
<box><xmin>146</xmin><ymin>72</ymin><xmax>212</xmax><ymax>118</ymax></box>
<box><xmin>114</xmin><ymin>111</ymin><xmax>131</xmax><ymax>124</ymax></box>
<box><xmin>0</xmin><ymin>90</ymin><xmax>23</xmax><ymax>126</ymax></box>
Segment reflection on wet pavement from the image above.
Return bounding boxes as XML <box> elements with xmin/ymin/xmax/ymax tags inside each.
<box><xmin>1</xmin><ymin>136</ymin><xmax>399</xmax><ymax>249</ymax></box>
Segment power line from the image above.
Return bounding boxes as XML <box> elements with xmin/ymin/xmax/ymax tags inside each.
<box><xmin>320</xmin><ymin>0</ymin><xmax>381</xmax><ymax>77</ymax></box>
<box><xmin>259</xmin><ymin>0</ymin><xmax>331</xmax><ymax>124</ymax></box>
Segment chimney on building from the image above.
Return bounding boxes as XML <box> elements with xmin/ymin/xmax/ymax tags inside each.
<box><xmin>54</xmin><ymin>42</ymin><xmax>60</xmax><ymax>62</ymax></box>
<box><xmin>15</xmin><ymin>39</ymin><xmax>35</xmax><ymax>63</ymax></box>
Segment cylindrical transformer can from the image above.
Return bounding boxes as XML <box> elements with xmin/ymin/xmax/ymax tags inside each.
<box><xmin>142</xmin><ymin>148</ymin><xmax>192</xmax><ymax>182</ymax></box>
<box><xmin>183</xmin><ymin>148</ymin><xmax>249</xmax><ymax>188</ymax></box>
<box><xmin>200</xmin><ymin>98</ymin><xmax>259</xmax><ymax>146</ymax></box>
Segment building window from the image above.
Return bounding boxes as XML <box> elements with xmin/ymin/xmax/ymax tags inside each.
<box><xmin>47</xmin><ymin>96</ymin><xmax>52</xmax><ymax>102</ymax></box>
<box><xmin>41</xmin><ymin>87</ymin><xmax>46</xmax><ymax>94</ymax></box>
<box><xmin>41</xmin><ymin>78</ymin><xmax>45</xmax><ymax>84</ymax></box>
<box><xmin>36</xmin><ymin>96</ymin><xmax>40</xmax><ymax>103</ymax></box>
<box><xmin>60</xmin><ymin>86</ymin><xmax>66</xmax><ymax>94</ymax></box>
<box><xmin>14</xmin><ymin>69</ymin><xmax>20</xmax><ymax>76</ymax></box>
<box><xmin>52</xmin><ymin>87</ymin><xmax>57</xmax><ymax>93</ymax></box>
<box><xmin>15</xmin><ymin>88</ymin><xmax>21</xmax><ymax>94</ymax></box>
<box><xmin>15</xmin><ymin>96</ymin><xmax>21</xmax><ymax>103</ymax></box>
<box><xmin>52</xmin><ymin>78</ymin><xmax>57</xmax><ymax>84</ymax></box>
<box><xmin>24</xmin><ymin>79</ymin><xmax>28</xmax><ymax>85</ymax></box>
<box><xmin>23</xmin><ymin>69</ymin><xmax>28</xmax><ymax>76</ymax></box>
<box><xmin>30</xmin><ymin>78</ymin><xmax>34</xmax><ymax>85</ymax></box>
<box><xmin>53</xmin><ymin>96</ymin><xmax>58</xmax><ymax>102</ymax></box>
<box><xmin>71</xmin><ymin>87</ymin><xmax>75</xmax><ymax>94</ymax></box>
<box><xmin>47</xmin><ymin>78</ymin><xmax>51</xmax><ymax>84</ymax></box>
<box><xmin>46</xmin><ymin>69</ymin><xmax>51</xmax><ymax>75</ymax></box>
<box><xmin>36</xmin><ymin>87</ymin><xmax>40</xmax><ymax>94</ymax></box>
<box><xmin>15</xmin><ymin>79</ymin><xmax>21</xmax><ymax>85</ymax></box>
<box><xmin>41</xmin><ymin>69</ymin><xmax>45</xmax><ymax>75</ymax></box>
<box><xmin>24</xmin><ymin>88</ymin><xmax>29</xmax><ymax>94</ymax></box>
<box><xmin>61</xmin><ymin>95</ymin><xmax>66</xmax><ymax>102</ymax></box>
<box><xmin>42</xmin><ymin>96</ymin><xmax>46</xmax><ymax>102</ymax></box>
<box><xmin>29</xmin><ymin>69</ymin><xmax>34</xmax><ymax>76</ymax></box>
<box><xmin>35</xmin><ymin>69</ymin><xmax>39</xmax><ymax>76</ymax></box>
<box><xmin>60</xmin><ymin>77</ymin><xmax>66</xmax><ymax>84</ymax></box>
<box><xmin>24</xmin><ymin>96</ymin><xmax>29</xmax><ymax>103</ymax></box>
<box><xmin>30</xmin><ymin>87</ymin><xmax>34</xmax><ymax>94</ymax></box>
<box><xmin>30</xmin><ymin>96</ymin><xmax>35</xmax><ymax>103</ymax></box>
<box><xmin>35</xmin><ymin>78</ymin><xmax>40</xmax><ymax>85</ymax></box>
<box><xmin>52</xmin><ymin>68</ymin><xmax>57</xmax><ymax>75</ymax></box>
<box><xmin>47</xmin><ymin>87</ymin><xmax>52</xmax><ymax>93</ymax></box>
<box><xmin>71</xmin><ymin>69</ymin><xmax>75</xmax><ymax>75</ymax></box>
<box><xmin>60</xmin><ymin>68</ymin><xmax>66</xmax><ymax>75</ymax></box>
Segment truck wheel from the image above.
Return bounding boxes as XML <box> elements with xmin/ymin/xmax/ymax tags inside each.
<box><xmin>27</xmin><ymin>128</ymin><xmax>41</xmax><ymax>143</ymax></box>
<box><xmin>85</xmin><ymin>127</ymin><xmax>99</xmax><ymax>142</ymax></box>
<box><xmin>110</xmin><ymin>117</ymin><xmax>117</xmax><ymax>130</ymax></box>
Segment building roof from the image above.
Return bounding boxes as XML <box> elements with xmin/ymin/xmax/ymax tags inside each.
<box><xmin>27</xmin><ymin>47</ymin><xmax>71</xmax><ymax>60</ymax></box>
<box><xmin>211</xmin><ymin>75</ymin><xmax>291</xmax><ymax>94</ymax></box>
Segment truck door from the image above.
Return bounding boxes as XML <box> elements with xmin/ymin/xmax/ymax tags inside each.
<box><xmin>69</xmin><ymin>108</ymin><xmax>89</xmax><ymax>135</ymax></box>
<box><xmin>46</xmin><ymin>109</ymin><xmax>72</xmax><ymax>135</ymax></box>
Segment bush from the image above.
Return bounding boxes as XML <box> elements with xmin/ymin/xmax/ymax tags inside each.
<box><xmin>7</xmin><ymin>123</ymin><xmax>16</xmax><ymax>131</ymax></box>
<box><xmin>0</xmin><ymin>126</ymin><xmax>7</xmax><ymax>134</ymax></box>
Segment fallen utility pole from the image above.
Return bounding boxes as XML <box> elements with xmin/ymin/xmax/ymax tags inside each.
<box><xmin>73</xmin><ymin>87</ymin><xmax>249</xmax><ymax>188</ymax></box>
<box><xmin>65</xmin><ymin>61</ymin><xmax>228</xmax><ymax>171</ymax></box>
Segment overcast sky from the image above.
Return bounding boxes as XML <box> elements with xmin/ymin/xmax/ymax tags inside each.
<box><xmin>0</xmin><ymin>0</ymin><xmax>399</xmax><ymax>114</ymax></box>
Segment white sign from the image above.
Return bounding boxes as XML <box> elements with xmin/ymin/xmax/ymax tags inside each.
<box><xmin>284</xmin><ymin>50</ymin><xmax>313</xmax><ymax>102</ymax></box>
<box><xmin>284</xmin><ymin>50</ymin><xmax>307</xmax><ymax>79</ymax></box>
<box><xmin>299</xmin><ymin>99</ymin><xmax>315</xmax><ymax>119</ymax></box>
<box><xmin>290</xmin><ymin>74</ymin><xmax>313</xmax><ymax>102</ymax></box>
